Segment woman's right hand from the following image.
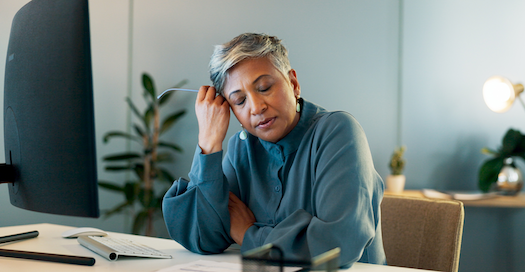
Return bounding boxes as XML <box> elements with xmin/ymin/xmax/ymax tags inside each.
<box><xmin>195</xmin><ymin>86</ymin><xmax>230</xmax><ymax>154</ymax></box>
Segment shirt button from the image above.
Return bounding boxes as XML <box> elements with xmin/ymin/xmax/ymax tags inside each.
<box><xmin>274</xmin><ymin>186</ymin><xmax>281</xmax><ymax>192</ymax></box>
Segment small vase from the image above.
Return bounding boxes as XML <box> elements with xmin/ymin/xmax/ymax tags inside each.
<box><xmin>386</xmin><ymin>175</ymin><xmax>406</xmax><ymax>193</ymax></box>
<box><xmin>495</xmin><ymin>157</ymin><xmax>523</xmax><ymax>195</ymax></box>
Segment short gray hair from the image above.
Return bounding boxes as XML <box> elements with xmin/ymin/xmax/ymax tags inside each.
<box><xmin>209</xmin><ymin>33</ymin><xmax>291</xmax><ymax>95</ymax></box>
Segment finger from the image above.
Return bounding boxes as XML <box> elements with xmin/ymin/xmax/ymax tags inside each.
<box><xmin>229</xmin><ymin>192</ymin><xmax>240</xmax><ymax>202</ymax></box>
<box><xmin>196</xmin><ymin>86</ymin><xmax>211</xmax><ymax>107</ymax></box>
<box><xmin>212</xmin><ymin>94</ymin><xmax>224</xmax><ymax>106</ymax></box>
<box><xmin>221</xmin><ymin>96</ymin><xmax>231</xmax><ymax>108</ymax></box>
<box><xmin>228</xmin><ymin>195</ymin><xmax>235</xmax><ymax>208</ymax></box>
<box><xmin>205</xmin><ymin>86</ymin><xmax>217</xmax><ymax>101</ymax></box>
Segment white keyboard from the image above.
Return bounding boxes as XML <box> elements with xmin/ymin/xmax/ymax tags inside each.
<box><xmin>77</xmin><ymin>235</ymin><xmax>172</xmax><ymax>261</ymax></box>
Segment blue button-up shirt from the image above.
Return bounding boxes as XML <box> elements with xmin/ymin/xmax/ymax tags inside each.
<box><xmin>163</xmin><ymin>99</ymin><xmax>386</xmax><ymax>267</ymax></box>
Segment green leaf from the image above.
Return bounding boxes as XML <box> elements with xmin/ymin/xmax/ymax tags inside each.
<box><xmin>157</xmin><ymin>167</ymin><xmax>175</xmax><ymax>183</ymax></box>
<box><xmin>98</xmin><ymin>181</ymin><xmax>124</xmax><ymax>192</ymax></box>
<box><xmin>153</xmin><ymin>196</ymin><xmax>164</xmax><ymax>209</ymax></box>
<box><xmin>138</xmin><ymin>188</ymin><xmax>157</xmax><ymax>210</ymax></box>
<box><xmin>133</xmin><ymin>124</ymin><xmax>146</xmax><ymax>139</ymax></box>
<box><xmin>156</xmin><ymin>152</ymin><xmax>173</xmax><ymax>163</ymax></box>
<box><xmin>126</xmin><ymin>97</ymin><xmax>145</xmax><ymax>123</ymax></box>
<box><xmin>514</xmin><ymin>135</ymin><xmax>525</xmax><ymax>155</ymax></box>
<box><xmin>144</xmin><ymin>104</ymin><xmax>154</xmax><ymax>130</ymax></box>
<box><xmin>103</xmin><ymin>152</ymin><xmax>141</xmax><ymax>161</ymax></box>
<box><xmin>124</xmin><ymin>182</ymin><xmax>139</xmax><ymax>203</ymax></box>
<box><xmin>132</xmin><ymin>210</ymin><xmax>149</xmax><ymax>235</ymax></box>
<box><xmin>158</xmin><ymin>141</ymin><xmax>183</xmax><ymax>153</ymax></box>
<box><xmin>478</xmin><ymin>156</ymin><xmax>505</xmax><ymax>192</ymax></box>
<box><xmin>133</xmin><ymin>164</ymin><xmax>145</xmax><ymax>180</ymax></box>
<box><xmin>158</xmin><ymin>79</ymin><xmax>189</xmax><ymax>106</ymax></box>
<box><xmin>501</xmin><ymin>129</ymin><xmax>522</xmax><ymax>156</ymax></box>
<box><xmin>103</xmin><ymin>201</ymin><xmax>131</xmax><ymax>219</ymax></box>
<box><xmin>103</xmin><ymin>131</ymin><xmax>141</xmax><ymax>144</ymax></box>
<box><xmin>481</xmin><ymin>147</ymin><xmax>498</xmax><ymax>156</ymax></box>
<box><xmin>160</xmin><ymin>110</ymin><xmax>187</xmax><ymax>135</ymax></box>
<box><xmin>142</xmin><ymin>73</ymin><xmax>156</xmax><ymax>100</ymax></box>
<box><xmin>105</xmin><ymin>165</ymin><xmax>134</xmax><ymax>172</ymax></box>
<box><xmin>158</xmin><ymin>91</ymin><xmax>173</xmax><ymax>105</ymax></box>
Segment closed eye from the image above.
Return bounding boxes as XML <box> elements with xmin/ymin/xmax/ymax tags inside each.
<box><xmin>259</xmin><ymin>85</ymin><xmax>271</xmax><ymax>92</ymax></box>
<box><xmin>234</xmin><ymin>97</ymin><xmax>246</xmax><ymax>106</ymax></box>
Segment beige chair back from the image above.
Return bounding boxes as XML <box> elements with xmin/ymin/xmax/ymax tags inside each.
<box><xmin>381</xmin><ymin>195</ymin><xmax>464</xmax><ymax>272</ymax></box>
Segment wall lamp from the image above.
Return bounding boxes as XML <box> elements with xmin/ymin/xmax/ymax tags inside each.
<box><xmin>482</xmin><ymin>75</ymin><xmax>524</xmax><ymax>112</ymax></box>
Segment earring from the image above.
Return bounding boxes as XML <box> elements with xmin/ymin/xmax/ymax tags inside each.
<box><xmin>239</xmin><ymin>124</ymin><xmax>247</xmax><ymax>140</ymax></box>
<box><xmin>296</xmin><ymin>96</ymin><xmax>301</xmax><ymax>113</ymax></box>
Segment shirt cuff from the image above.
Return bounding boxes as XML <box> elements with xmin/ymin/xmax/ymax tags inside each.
<box><xmin>240</xmin><ymin>225</ymin><xmax>272</xmax><ymax>253</ymax></box>
<box><xmin>189</xmin><ymin>145</ymin><xmax>224</xmax><ymax>183</ymax></box>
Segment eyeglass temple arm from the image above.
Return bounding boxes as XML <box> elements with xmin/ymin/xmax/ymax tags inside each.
<box><xmin>157</xmin><ymin>88</ymin><xmax>199</xmax><ymax>100</ymax></box>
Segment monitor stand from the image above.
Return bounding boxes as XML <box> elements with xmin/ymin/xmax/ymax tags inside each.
<box><xmin>0</xmin><ymin>163</ymin><xmax>15</xmax><ymax>184</ymax></box>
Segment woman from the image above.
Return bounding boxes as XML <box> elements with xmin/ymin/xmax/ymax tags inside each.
<box><xmin>162</xmin><ymin>33</ymin><xmax>386</xmax><ymax>267</ymax></box>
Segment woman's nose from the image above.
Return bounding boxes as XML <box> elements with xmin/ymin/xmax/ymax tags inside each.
<box><xmin>249</xmin><ymin>95</ymin><xmax>267</xmax><ymax>115</ymax></box>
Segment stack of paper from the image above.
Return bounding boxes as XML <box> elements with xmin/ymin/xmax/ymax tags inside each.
<box><xmin>422</xmin><ymin>189</ymin><xmax>499</xmax><ymax>201</ymax></box>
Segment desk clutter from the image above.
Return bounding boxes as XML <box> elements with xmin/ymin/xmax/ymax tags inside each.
<box><xmin>242</xmin><ymin>244</ymin><xmax>340</xmax><ymax>272</ymax></box>
<box><xmin>157</xmin><ymin>244</ymin><xmax>340</xmax><ymax>272</ymax></box>
<box><xmin>421</xmin><ymin>189</ymin><xmax>498</xmax><ymax>201</ymax></box>
<box><xmin>0</xmin><ymin>224</ymin><xmax>438</xmax><ymax>271</ymax></box>
<box><xmin>0</xmin><ymin>228</ymin><xmax>173</xmax><ymax>265</ymax></box>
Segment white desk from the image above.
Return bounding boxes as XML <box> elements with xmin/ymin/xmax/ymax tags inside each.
<box><xmin>0</xmin><ymin>223</ymin><xmax>432</xmax><ymax>272</ymax></box>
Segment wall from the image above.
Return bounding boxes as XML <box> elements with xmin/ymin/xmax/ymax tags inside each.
<box><xmin>402</xmin><ymin>1</ymin><xmax>525</xmax><ymax>271</ymax></box>
<box><xmin>129</xmin><ymin>0</ymin><xmax>400</xmax><ymax>183</ymax></box>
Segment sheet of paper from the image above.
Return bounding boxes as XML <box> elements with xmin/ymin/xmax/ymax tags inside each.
<box><xmin>156</xmin><ymin>260</ymin><xmax>240</xmax><ymax>272</ymax></box>
<box><xmin>156</xmin><ymin>259</ymin><xmax>302</xmax><ymax>272</ymax></box>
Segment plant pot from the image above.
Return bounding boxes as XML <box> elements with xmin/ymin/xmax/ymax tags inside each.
<box><xmin>386</xmin><ymin>175</ymin><xmax>406</xmax><ymax>193</ymax></box>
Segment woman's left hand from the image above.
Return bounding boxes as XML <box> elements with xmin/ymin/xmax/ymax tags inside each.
<box><xmin>228</xmin><ymin>192</ymin><xmax>255</xmax><ymax>245</ymax></box>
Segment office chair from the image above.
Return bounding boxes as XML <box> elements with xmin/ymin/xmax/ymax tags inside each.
<box><xmin>381</xmin><ymin>195</ymin><xmax>464</xmax><ymax>272</ymax></box>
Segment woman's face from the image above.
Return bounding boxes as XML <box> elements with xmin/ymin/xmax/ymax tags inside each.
<box><xmin>223</xmin><ymin>57</ymin><xmax>301</xmax><ymax>143</ymax></box>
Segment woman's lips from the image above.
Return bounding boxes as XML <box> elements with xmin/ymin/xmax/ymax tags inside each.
<box><xmin>256</xmin><ymin>117</ymin><xmax>276</xmax><ymax>129</ymax></box>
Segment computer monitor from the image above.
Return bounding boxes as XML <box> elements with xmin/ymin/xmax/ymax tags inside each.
<box><xmin>1</xmin><ymin>0</ymin><xmax>99</xmax><ymax>218</ymax></box>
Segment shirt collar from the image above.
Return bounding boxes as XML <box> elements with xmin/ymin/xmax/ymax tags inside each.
<box><xmin>259</xmin><ymin>98</ymin><xmax>326</xmax><ymax>158</ymax></box>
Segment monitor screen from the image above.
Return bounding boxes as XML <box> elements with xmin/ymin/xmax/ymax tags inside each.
<box><xmin>2</xmin><ymin>0</ymin><xmax>99</xmax><ymax>218</ymax></box>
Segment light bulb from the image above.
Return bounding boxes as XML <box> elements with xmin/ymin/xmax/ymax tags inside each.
<box><xmin>483</xmin><ymin>76</ymin><xmax>516</xmax><ymax>113</ymax></box>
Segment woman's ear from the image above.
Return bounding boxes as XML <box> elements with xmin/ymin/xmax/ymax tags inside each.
<box><xmin>288</xmin><ymin>69</ymin><xmax>301</xmax><ymax>97</ymax></box>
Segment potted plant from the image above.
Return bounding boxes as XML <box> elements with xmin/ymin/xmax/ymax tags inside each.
<box><xmin>479</xmin><ymin>128</ymin><xmax>525</xmax><ymax>194</ymax></box>
<box><xmin>98</xmin><ymin>73</ymin><xmax>187</xmax><ymax>236</ymax></box>
<box><xmin>386</xmin><ymin>146</ymin><xmax>406</xmax><ymax>193</ymax></box>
